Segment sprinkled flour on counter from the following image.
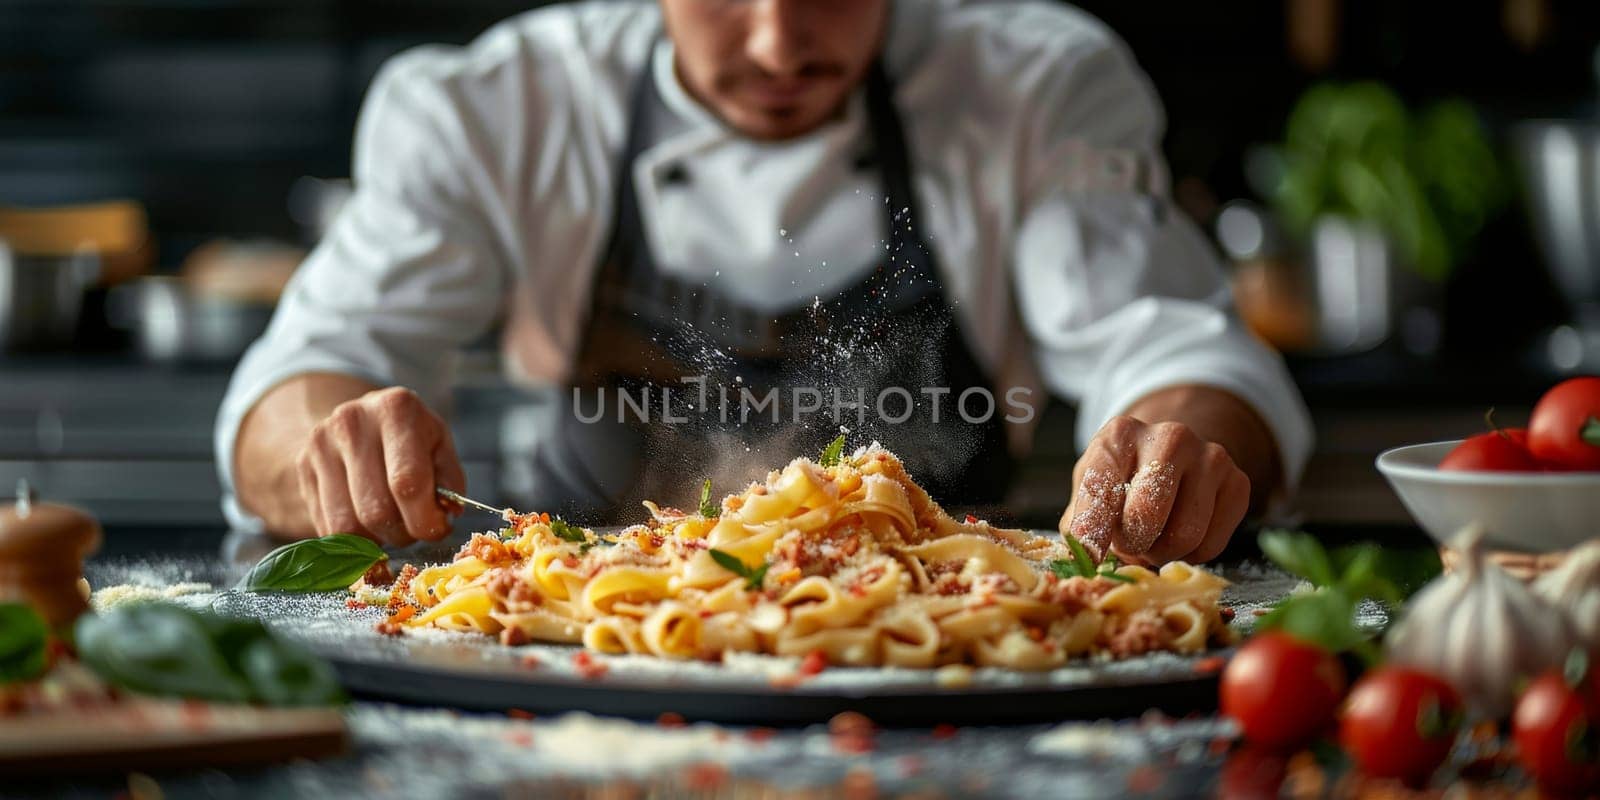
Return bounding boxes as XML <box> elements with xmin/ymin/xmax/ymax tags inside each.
<box><xmin>90</xmin><ymin>582</ymin><xmax>215</xmax><ymax>610</ymax></box>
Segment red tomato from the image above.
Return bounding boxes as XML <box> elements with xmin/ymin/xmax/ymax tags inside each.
<box><xmin>1438</xmin><ymin>430</ymin><xmax>1543</xmax><ymax>472</ymax></box>
<box><xmin>1220</xmin><ymin>632</ymin><xmax>1346</xmax><ymax>750</ymax></box>
<box><xmin>1529</xmin><ymin>377</ymin><xmax>1600</xmax><ymax>471</ymax></box>
<box><xmin>1339</xmin><ymin>666</ymin><xmax>1463</xmax><ymax>786</ymax></box>
<box><xmin>1512</xmin><ymin>663</ymin><xmax>1600</xmax><ymax>795</ymax></box>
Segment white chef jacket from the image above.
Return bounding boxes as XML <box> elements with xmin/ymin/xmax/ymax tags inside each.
<box><xmin>216</xmin><ymin>0</ymin><xmax>1314</xmax><ymax>529</ymax></box>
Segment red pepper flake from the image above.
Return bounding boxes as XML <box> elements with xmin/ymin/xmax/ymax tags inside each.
<box><xmin>697</xmin><ymin>609</ymin><xmax>714</xmax><ymax>618</ymax></box>
<box><xmin>931</xmin><ymin>723</ymin><xmax>959</xmax><ymax>740</ymax></box>
<box><xmin>180</xmin><ymin>698</ymin><xmax>212</xmax><ymax>728</ymax></box>
<box><xmin>841</xmin><ymin>766</ymin><xmax>877</xmax><ymax>799</ymax></box>
<box><xmin>374</xmin><ymin>621</ymin><xmax>404</xmax><ymax>637</ymax></box>
<box><xmin>361</xmin><ymin>559</ymin><xmax>395</xmax><ymax>587</ymax></box>
<box><xmin>1218</xmin><ymin>606</ymin><xmax>1235</xmax><ymax>622</ymax></box>
<box><xmin>799</xmin><ymin>650</ymin><xmax>828</xmax><ymax>677</ymax></box>
<box><xmin>573</xmin><ymin>651</ymin><xmax>609</xmax><ymax>679</ymax></box>
<box><xmin>681</xmin><ymin>762</ymin><xmax>728</xmax><ymax>790</ymax></box>
<box><xmin>1126</xmin><ymin>765</ymin><xmax>1162</xmax><ymax>793</ymax></box>
<box><xmin>1252</xmin><ymin>608</ymin><xmax>1270</xmax><ymax>617</ymax></box>
<box><xmin>388</xmin><ymin>564</ymin><xmax>418</xmax><ymax>610</ymax></box>
<box><xmin>345</xmin><ymin>598</ymin><xmax>368</xmax><ymax>610</ymax></box>
<box><xmin>657</xmin><ymin>711</ymin><xmax>687</xmax><ymax>728</ymax></box>
<box><xmin>828</xmin><ymin>711</ymin><xmax>876</xmax><ymax>754</ymax></box>
<box><xmin>768</xmin><ymin>674</ymin><xmax>803</xmax><ymax>689</ymax></box>
<box><xmin>503</xmin><ymin>730</ymin><xmax>534</xmax><ymax>748</ymax></box>
<box><xmin>832</xmin><ymin>734</ymin><xmax>874</xmax><ymax>755</ymax></box>
<box><xmin>1193</xmin><ymin>656</ymin><xmax>1226</xmax><ymax>675</ymax></box>
<box><xmin>829</xmin><ymin>711</ymin><xmax>875</xmax><ymax>738</ymax></box>
<box><xmin>519</xmin><ymin>654</ymin><xmax>542</xmax><ymax>670</ymax></box>
<box><xmin>506</xmin><ymin>708</ymin><xmax>536</xmax><ymax>720</ymax></box>
<box><xmin>965</xmin><ymin>514</ymin><xmax>979</xmax><ymax>524</ymax></box>
<box><xmin>745</xmin><ymin>727</ymin><xmax>778</xmax><ymax>743</ymax></box>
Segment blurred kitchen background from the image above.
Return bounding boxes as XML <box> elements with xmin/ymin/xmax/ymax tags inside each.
<box><xmin>3</xmin><ymin>0</ymin><xmax>1599</xmax><ymax>532</ymax></box>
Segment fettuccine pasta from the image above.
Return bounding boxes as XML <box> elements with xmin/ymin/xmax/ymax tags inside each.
<box><xmin>372</xmin><ymin>444</ymin><xmax>1234</xmax><ymax>669</ymax></box>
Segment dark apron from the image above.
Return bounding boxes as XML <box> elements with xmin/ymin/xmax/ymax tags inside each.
<box><xmin>529</xmin><ymin>53</ymin><xmax>1013</xmax><ymax>522</ymax></box>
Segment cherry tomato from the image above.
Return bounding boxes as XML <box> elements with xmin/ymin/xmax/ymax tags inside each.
<box><xmin>1220</xmin><ymin>632</ymin><xmax>1346</xmax><ymax>751</ymax></box>
<box><xmin>1339</xmin><ymin>666</ymin><xmax>1463</xmax><ymax>786</ymax></box>
<box><xmin>1528</xmin><ymin>377</ymin><xmax>1600</xmax><ymax>471</ymax></box>
<box><xmin>1438</xmin><ymin>430</ymin><xmax>1542</xmax><ymax>472</ymax></box>
<box><xmin>1512</xmin><ymin>658</ymin><xmax>1600</xmax><ymax>796</ymax></box>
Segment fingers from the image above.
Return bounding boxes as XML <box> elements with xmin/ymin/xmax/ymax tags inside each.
<box><xmin>294</xmin><ymin>386</ymin><xmax>458</xmax><ymax>547</ymax></box>
<box><xmin>1190</xmin><ymin>468</ymin><xmax>1251</xmax><ymax>563</ymax></box>
<box><xmin>324</xmin><ymin>406</ymin><xmax>407</xmax><ymax>546</ymax></box>
<box><xmin>1062</xmin><ymin>418</ymin><xmax>1138</xmax><ymax>559</ymax></box>
<box><xmin>1139</xmin><ymin>456</ymin><xmax>1221</xmax><ymax>565</ymax></box>
<box><xmin>1116</xmin><ymin>421</ymin><xmax>1201</xmax><ymax>556</ymax></box>
<box><xmin>373</xmin><ymin>390</ymin><xmax>452</xmax><ymax>542</ymax></box>
<box><xmin>296</xmin><ymin>454</ymin><xmax>326</xmax><ymax>536</ymax></box>
<box><xmin>307</xmin><ymin>439</ymin><xmax>362</xmax><ymax>538</ymax></box>
<box><xmin>1064</xmin><ymin>415</ymin><xmax>1254</xmax><ymax>567</ymax></box>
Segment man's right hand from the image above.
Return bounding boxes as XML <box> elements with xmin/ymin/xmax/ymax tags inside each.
<box><xmin>234</xmin><ymin>374</ymin><xmax>465</xmax><ymax>544</ymax></box>
<box><xmin>295</xmin><ymin>387</ymin><xmax>464</xmax><ymax>545</ymax></box>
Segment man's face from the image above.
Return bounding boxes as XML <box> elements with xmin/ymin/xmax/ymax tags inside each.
<box><xmin>661</xmin><ymin>0</ymin><xmax>889</xmax><ymax>141</ymax></box>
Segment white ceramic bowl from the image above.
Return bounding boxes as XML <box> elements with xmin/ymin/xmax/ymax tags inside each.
<box><xmin>1376</xmin><ymin>440</ymin><xmax>1600</xmax><ymax>552</ymax></box>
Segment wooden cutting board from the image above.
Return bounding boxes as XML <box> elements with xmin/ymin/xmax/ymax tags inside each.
<box><xmin>0</xmin><ymin>698</ymin><xmax>346</xmax><ymax>777</ymax></box>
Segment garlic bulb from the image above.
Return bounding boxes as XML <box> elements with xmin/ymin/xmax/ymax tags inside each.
<box><xmin>1532</xmin><ymin>538</ymin><xmax>1600</xmax><ymax>653</ymax></box>
<box><xmin>1385</xmin><ymin>526</ymin><xmax>1577</xmax><ymax>717</ymax></box>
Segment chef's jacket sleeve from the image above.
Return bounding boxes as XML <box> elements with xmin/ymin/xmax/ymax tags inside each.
<box><xmin>215</xmin><ymin>52</ymin><xmax>510</xmax><ymax>530</ymax></box>
<box><xmin>1008</xmin><ymin>29</ymin><xmax>1313</xmax><ymax>491</ymax></box>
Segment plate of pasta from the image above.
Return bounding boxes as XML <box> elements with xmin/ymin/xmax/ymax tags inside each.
<box><xmin>241</xmin><ymin>442</ymin><xmax>1260</xmax><ymax>723</ymax></box>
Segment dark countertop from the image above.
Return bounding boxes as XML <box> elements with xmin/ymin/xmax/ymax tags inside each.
<box><xmin>10</xmin><ymin>522</ymin><xmax>1506</xmax><ymax>799</ymax></box>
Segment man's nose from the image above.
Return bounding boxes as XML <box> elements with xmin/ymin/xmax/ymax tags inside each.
<box><xmin>745</xmin><ymin>0</ymin><xmax>810</xmax><ymax>76</ymax></box>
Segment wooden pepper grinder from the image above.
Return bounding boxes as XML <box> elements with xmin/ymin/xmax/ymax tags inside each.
<box><xmin>0</xmin><ymin>481</ymin><xmax>101</xmax><ymax>626</ymax></box>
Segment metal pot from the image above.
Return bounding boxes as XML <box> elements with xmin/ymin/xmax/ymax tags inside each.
<box><xmin>109</xmin><ymin>276</ymin><xmax>274</xmax><ymax>363</ymax></box>
<box><xmin>0</xmin><ymin>242</ymin><xmax>101</xmax><ymax>352</ymax></box>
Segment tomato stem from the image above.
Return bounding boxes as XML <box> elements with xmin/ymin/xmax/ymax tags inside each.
<box><xmin>1581</xmin><ymin>416</ymin><xmax>1600</xmax><ymax>448</ymax></box>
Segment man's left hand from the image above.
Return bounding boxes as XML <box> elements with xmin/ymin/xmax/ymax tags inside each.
<box><xmin>1058</xmin><ymin>415</ymin><xmax>1251</xmax><ymax>565</ymax></box>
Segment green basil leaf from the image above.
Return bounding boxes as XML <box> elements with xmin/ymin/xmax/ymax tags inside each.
<box><xmin>76</xmin><ymin>603</ymin><xmax>343</xmax><ymax>707</ymax></box>
<box><xmin>0</xmin><ymin>602</ymin><xmax>49</xmax><ymax>684</ymax></box>
<box><xmin>699</xmin><ymin>479</ymin><xmax>720</xmax><ymax>519</ymax></box>
<box><xmin>239</xmin><ymin>533</ymin><xmax>386</xmax><ymax>592</ymax></box>
<box><xmin>1100</xmin><ymin>571</ymin><xmax>1137</xmax><ymax>584</ymax></box>
<box><xmin>1332</xmin><ymin>543</ymin><xmax>1439</xmax><ymax>600</ymax></box>
<box><xmin>1063</xmin><ymin>533</ymin><xmax>1097</xmax><ymax>577</ymax></box>
<box><xmin>1256</xmin><ymin>587</ymin><xmax>1370</xmax><ymax>653</ymax></box>
<box><xmin>1258</xmin><ymin>529</ymin><xmax>1337</xmax><ymax>586</ymax></box>
<box><xmin>1048</xmin><ymin>559</ymin><xmax>1078</xmax><ymax>580</ymax></box>
<box><xmin>746</xmin><ymin>564</ymin><xmax>770</xmax><ymax>591</ymax></box>
<box><xmin>237</xmin><ymin>636</ymin><xmax>345</xmax><ymax>707</ymax></box>
<box><xmin>708</xmin><ymin>548</ymin><xmax>751</xmax><ymax>578</ymax></box>
<box><xmin>549</xmin><ymin>518</ymin><xmax>587</xmax><ymax>543</ymax></box>
<box><xmin>76</xmin><ymin>603</ymin><xmax>253</xmax><ymax>703</ymax></box>
<box><xmin>818</xmin><ymin>433</ymin><xmax>846</xmax><ymax>468</ymax></box>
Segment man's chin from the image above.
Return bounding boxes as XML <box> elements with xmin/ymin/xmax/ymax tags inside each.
<box><xmin>723</xmin><ymin>104</ymin><xmax>837</xmax><ymax>142</ymax></box>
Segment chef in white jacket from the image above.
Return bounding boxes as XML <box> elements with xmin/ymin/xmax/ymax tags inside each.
<box><xmin>218</xmin><ymin>0</ymin><xmax>1313</xmax><ymax>565</ymax></box>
